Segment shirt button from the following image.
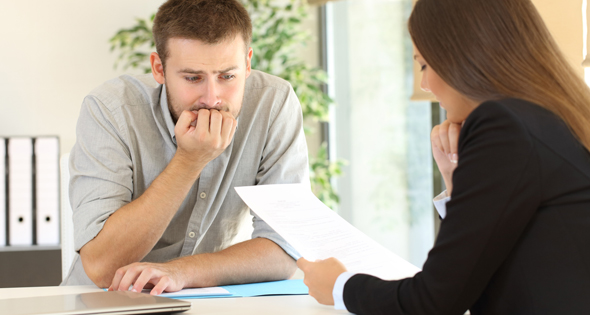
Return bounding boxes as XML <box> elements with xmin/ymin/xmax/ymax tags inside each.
<box><xmin>188</xmin><ymin>231</ymin><xmax>195</xmax><ymax>238</ymax></box>
<box><xmin>200</xmin><ymin>192</ymin><xmax>207</xmax><ymax>199</ymax></box>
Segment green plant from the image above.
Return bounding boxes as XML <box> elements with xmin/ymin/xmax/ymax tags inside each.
<box><xmin>109</xmin><ymin>0</ymin><xmax>344</xmax><ymax>208</ymax></box>
<box><xmin>110</xmin><ymin>14</ymin><xmax>155</xmax><ymax>74</ymax></box>
<box><xmin>309</xmin><ymin>143</ymin><xmax>346</xmax><ymax>209</ymax></box>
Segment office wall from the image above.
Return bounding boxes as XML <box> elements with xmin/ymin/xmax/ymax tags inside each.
<box><xmin>0</xmin><ymin>1</ymin><xmax>321</xmax><ymax>156</ymax></box>
<box><xmin>534</xmin><ymin>0</ymin><xmax>584</xmax><ymax>78</ymax></box>
<box><xmin>0</xmin><ymin>1</ymin><xmax>163</xmax><ymax>154</ymax></box>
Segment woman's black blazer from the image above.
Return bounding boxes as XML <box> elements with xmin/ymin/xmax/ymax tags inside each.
<box><xmin>343</xmin><ymin>98</ymin><xmax>590</xmax><ymax>315</ymax></box>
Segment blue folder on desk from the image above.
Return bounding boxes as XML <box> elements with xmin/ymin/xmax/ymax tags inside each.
<box><xmin>172</xmin><ymin>279</ymin><xmax>308</xmax><ymax>299</ymax></box>
<box><xmin>105</xmin><ymin>279</ymin><xmax>308</xmax><ymax>299</ymax></box>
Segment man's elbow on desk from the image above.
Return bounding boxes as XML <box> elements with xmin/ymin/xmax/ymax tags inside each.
<box><xmin>79</xmin><ymin>246</ymin><xmax>120</xmax><ymax>288</ymax></box>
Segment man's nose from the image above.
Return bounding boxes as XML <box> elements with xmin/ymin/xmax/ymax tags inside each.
<box><xmin>200</xmin><ymin>81</ymin><xmax>222</xmax><ymax>108</ymax></box>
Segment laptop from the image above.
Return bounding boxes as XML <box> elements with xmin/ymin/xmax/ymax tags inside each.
<box><xmin>0</xmin><ymin>290</ymin><xmax>191</xmax><ymax>315</ymax></box>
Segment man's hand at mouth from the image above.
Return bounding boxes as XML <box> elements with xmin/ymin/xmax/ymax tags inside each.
<box><xmin>175</xmin><ymin>108</ymin><xmax>237</xmax><ymax>169</ymax></box>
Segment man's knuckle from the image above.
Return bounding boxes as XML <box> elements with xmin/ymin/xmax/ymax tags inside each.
<box><xmin>198</xmin><ymin>133</ymin><xmax>209</xmax><ymax>143</ymax></box>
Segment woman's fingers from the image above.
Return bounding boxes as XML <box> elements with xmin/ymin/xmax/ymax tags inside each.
<box><xmin>432</xmin><ymin>120</ymin><xmax>463</xmax><ymax>163</ymax></box>
<box><xmin>431</xmin><ymin>125</ymin><xmax>443</xmax><ymax>154</ymax></box>
<box><xmin>438</xmin><ymin>120</ymin><xmax>451</xmax><ymax>155</ymax></box>
<box><xmin>448</xmin><ymin>123</ymin><xmax>461</xmax><ymax>163</ymax></box>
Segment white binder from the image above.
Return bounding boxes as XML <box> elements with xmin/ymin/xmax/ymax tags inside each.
<box><xmin>8</xmin><ymin>137</ymin><xmax>33</xmax><ymax>246</ymax></box>
<box><xmin>35</xmin><ymin>137</ymin><xmax>60</xmax><ymax>245</ymax></box>
<box><xmin>0</xmin><ymin>138</ymin><xmax>6</xmax><ymax>246</ymax></box>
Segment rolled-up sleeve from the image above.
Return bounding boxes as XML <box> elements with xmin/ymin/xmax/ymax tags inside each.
<box><xmin>252</xmin><ymin>85</ymin><xmax>309</xmax><ymax>259</ymax></box>
<box><xmin>69</xmin><ymin>95</ymin><xmax>133</xmax><ymax>252</ymax></box>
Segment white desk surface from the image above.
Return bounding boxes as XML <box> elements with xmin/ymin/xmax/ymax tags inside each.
<box><xmin>0</xmin><ymin>285</ymin><xmax>352</xmax><ymax>315</ymax></box>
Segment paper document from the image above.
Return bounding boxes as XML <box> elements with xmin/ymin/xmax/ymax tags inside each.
<box><xmin>104</xmin><ymin>287</ymin><xmax>232</xmax><ymax>298</ymax></box>
<box><xmin>235</xmin><ymin>184</ymin><xmax>421</xmax><ymax>280</ymax></box>
<box><xmin>144</xmin><ymin>287</ymin><xmax>231</xmax><ymax>298</ymax></box>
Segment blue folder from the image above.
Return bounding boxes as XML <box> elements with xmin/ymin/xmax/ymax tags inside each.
<box><xmin>104</xmin><ymin>279</ymin><xmax>309</xmax><ymax>299</ymax></box>
<box><xmin>178</xmin><ymin>279</ymin><xmax>309</xmax><ymax>299</ymax></box>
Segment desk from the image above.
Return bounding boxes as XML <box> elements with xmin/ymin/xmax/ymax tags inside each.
<box><xmin>0</xmin><ymin>285</ymin><xmax>351</xmax><ymax>314</ymax></box>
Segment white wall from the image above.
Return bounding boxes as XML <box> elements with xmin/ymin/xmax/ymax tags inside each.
<box><xmin>534</xmin><ymin>0</ymin><xmax>584</xmax><ymax>78</ymax></box>
<box><xmin>0</xmin><ymin>1</ymin><xmax>322</xmax><ymax>156</ymax></box>
<box><xmin>0</xmin><ymin>1</ymin><xmax>165</xmax><ymax>154</ymax></box>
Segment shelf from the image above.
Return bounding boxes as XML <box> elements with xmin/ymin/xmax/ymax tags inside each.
<box><xmin>0</xmin><ymin>248</ymin><xmax>62</xmax><ymax>288</ymax></box>
<box><xmin>0</xmin><ymin>245</ymin><xmax>61</xmax><ymax>252</ymax></box>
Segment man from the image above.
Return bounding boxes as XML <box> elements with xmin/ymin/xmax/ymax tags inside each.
<box><xmin>62</xmin><ymin>0</ymin><xmax>308</xmax><ymax>294</ymax></box>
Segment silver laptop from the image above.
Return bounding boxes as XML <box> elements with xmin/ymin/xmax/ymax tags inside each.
<box><xmin>0</xmin><ymin>290</ymin><xmax>191</xmax><ymax>315</ymax></box>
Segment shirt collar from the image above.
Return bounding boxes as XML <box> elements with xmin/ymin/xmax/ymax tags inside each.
<box><xmin>159</xmin><ymin>84</ymin><xmax>177</xmax><ymax>144</ymax></box>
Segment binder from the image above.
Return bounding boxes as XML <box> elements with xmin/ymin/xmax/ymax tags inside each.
<box><xmin>0</xmin><ymin>138</ymin><xmax>6</xmax><ymax>246</ymax></box>
<box><xmin>8</xmin><ymin>137</ymin><xmax>33</xmax><ymax>246</ymax></box>
<box><xmin>35</xmin><ymin>137</ymin><xmax>60</xmax><ymax>245</ymax></box>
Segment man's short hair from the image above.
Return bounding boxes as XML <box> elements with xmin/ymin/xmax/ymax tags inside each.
<box><xmin>153</xmin><ymin>0</ymin><xmax>253</xmax><ymax>68</ymax></box>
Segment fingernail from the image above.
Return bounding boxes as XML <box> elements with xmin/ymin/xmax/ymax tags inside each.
<box><xmin>451</xmin><ymin>154</ymin><xmax>458</xmax><ymax>163</ymax></box>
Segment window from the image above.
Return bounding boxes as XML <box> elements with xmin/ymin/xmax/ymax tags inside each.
<box><xmin>324</xmin><ymin>0</ymin><xmax>434</xmax><ymax>267</ymax></box>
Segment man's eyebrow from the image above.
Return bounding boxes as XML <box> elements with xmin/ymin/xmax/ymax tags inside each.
<box><xmin>178</xmin><ymin>66</ymin><xmax>239</xmax><ymax>74</ymax></box>
<box><xmin>216</xmin><ymin>66</ymin><xmax>239</xmax><ymax>73</ymax></box>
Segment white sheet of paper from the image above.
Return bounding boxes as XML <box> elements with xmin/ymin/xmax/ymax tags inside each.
<box><xmin>142</xmin><ymin>287</ymin><xmax>231</xmax><ymax>297</ymax></box>
<box><xmin>235</xmin><ymin>184</ymin><xmax>421</xmax><ymax>280</ymax></box>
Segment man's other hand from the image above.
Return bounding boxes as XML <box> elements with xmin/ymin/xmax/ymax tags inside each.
<box><xmin>108</xmin><ymin>261</ymin><xmax>186</xmax><ymax>295</ymax></box>
<box><xmin>175</xmin><ymin>109</ymin><xmax>237</xmax><ymax>167</ymax></box>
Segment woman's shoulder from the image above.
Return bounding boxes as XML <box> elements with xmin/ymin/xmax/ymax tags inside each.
<box><xmin>462</xmin><ymin>98</ymin><xmax>584</xmax><ymax>162</ymax></box>
<box><xmin>464</xmin><ymin>98</ymin><xmax>567</xmax><ymax>139</ymax></box>
<box><xmin>470</xmin><ymin>98</ymin><xmax>555</xmax><ymax>122</ymax></box>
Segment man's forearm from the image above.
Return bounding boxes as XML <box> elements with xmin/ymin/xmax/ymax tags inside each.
<box><xmin>80</xmin><ymin>154</ymin><xmax>205</xmax><ymax>287</ymax></box>
<box><xmin>172</xmin><ymin>238</ymin><xmax>297</xmax><ymax>288</ymax></box>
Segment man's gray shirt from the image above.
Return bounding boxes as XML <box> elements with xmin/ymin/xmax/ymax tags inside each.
<box><xmin>63</xmin><ymin>70</ymin><xmax>308</xmax><ymax>285</ymax></box>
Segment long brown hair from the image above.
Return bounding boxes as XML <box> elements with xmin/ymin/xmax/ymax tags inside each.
<box><xmin>409</xmin><ymin>0</ymin><xmax>590</xmax><ymax>152</ymax></box>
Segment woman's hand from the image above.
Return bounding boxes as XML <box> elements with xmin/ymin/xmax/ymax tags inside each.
<box><xmin>431</xmin><ymin>120</ymin><xmax>463</xmax><ymax>195</ymax></box>
<box><xmin>297</xmin><ymin>257</ymin><xmax>347</xmax><ymax>305</ymax></box>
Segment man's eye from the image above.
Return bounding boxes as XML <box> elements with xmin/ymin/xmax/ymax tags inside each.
<box><xmin>222</xmin><ymin>74</ymin><xmax>236</xmax><ymax>80</ymax></box>
<box><xmin>186</xmin><ymin>76</ymin><xmax>201</xmax><ymax>82</ymax></box>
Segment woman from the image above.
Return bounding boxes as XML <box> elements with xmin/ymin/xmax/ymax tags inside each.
<box><xmin>297</xmin><ymin>0</ymin><xmax>590</xmax><ymax>314</ymax></box>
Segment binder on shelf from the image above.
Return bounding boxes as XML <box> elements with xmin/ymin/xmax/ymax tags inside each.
<box><xmin>8</xmin><ymin>137</ymin><xmax>33</xmax><ymax>246</ymax></box>
<box><xmin>0</xmin><ymin>138</ymin><xmax>6</xmax><ymax>246</ymax></box>
<box><xmin>35</xmin><ymin>137</ymin><xmax>60</xmax><ymax>245</ymax></box>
